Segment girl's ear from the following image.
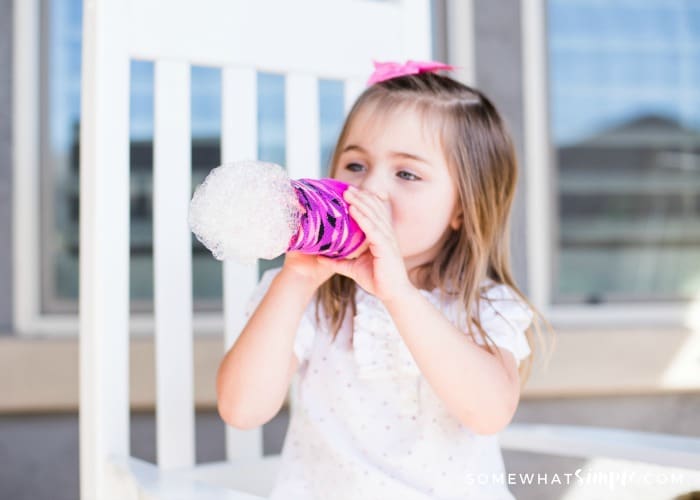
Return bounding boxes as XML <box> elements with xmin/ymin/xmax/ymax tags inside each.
<box><xmin>450</xmin><ymin>211</ymin><xmax>463</xmax><ymax>231</ymax></box>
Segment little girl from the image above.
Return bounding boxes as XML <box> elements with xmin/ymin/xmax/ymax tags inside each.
<box><xmin>216</xmin><ymin>61</ymin><xmax>550</xmax><ymax>500</ymax></box>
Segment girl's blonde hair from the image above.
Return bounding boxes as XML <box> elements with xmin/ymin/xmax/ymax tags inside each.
<box><xmin>314</xmin><ymin>73</ymin><xmax>554</xmax><ymax>386</ymax></box>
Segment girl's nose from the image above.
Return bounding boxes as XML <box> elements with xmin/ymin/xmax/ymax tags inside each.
<box><xmin>357</xmin><ymin>180</ymin><xmax>389</xmax><ymax>203</ymax></box>
<box><xmin>368</xmin><ymin>190</ymin><xmax>393</xmax><ymax>219</ymax></box>
<box><xmin>374</xmin><ymin>191</ymin><xmax>389</xmax><ymax>203</ymax></box>
<box><xmin>355</xmin><ymin>175</ymin><xmax>392</xmax><ymax>217</ymax></box>
<box><xmin>357</xmin><ymin>176</ymin><xmax>388</xmax><ymax>200</ymax></box>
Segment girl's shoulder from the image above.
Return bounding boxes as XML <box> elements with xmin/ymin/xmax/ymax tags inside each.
<box><xmin>245</xmin><ymin>266</ymin><xmax>320</xmax><ymax>364</ymax></box>
<box><xmin>431</xmin><ymin>277</ymin><xmax>529</xmax><ymax>310</ymax></box>
<box><xmin>477</xmin><ymin>279</ymin><xmax>534</xmax><ymax>337</ymax></box>
<box><xmin>479</xmin><ymin>278</ymin><xmax>530</xmax><ymax>309</ymax></box>
<box><xmin>435</xmin><ymin>278</ymin><xmax>533</xmax><ymax>334</ymax></box>
<box><xmin>243</xmin><ymin>266</ymin><xmax>283</xmax><ymax>317</ymax></box>
<box><xmin>447</xmin><ymin>279</ymin><xmax>535</xmax><ymax>366</ymax></box>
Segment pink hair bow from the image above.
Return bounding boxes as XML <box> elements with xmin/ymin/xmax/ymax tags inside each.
<box><xmin>366</xmin><ymin>60</ymin><xmax>455</xmax><ymax>86</ymax></box>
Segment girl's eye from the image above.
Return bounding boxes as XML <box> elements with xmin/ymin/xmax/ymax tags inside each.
<box><xmin>345</xmin><ymin>162</ymin><xmax>364</xmax><ymax>172</ymax></box>
<box><xmin>397</xmin><ymin>170</ymin><xmax>420</xmax><ymax>181</ymax></box>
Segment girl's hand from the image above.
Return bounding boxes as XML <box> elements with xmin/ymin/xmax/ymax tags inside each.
<box><xmin>316</xmin><ymin>186</ymin><xmax>414</xmax><ymax>303</ymax></box>
<box><xmin>281</xmin><ymin>251</ymin><xmax>336</xmax><ymax>291</ymax></box>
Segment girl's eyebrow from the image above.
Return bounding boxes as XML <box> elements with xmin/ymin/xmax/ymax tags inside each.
<box><xmin>342</xmin><ymin>144</ymin><xmax>431</xmax><ymax>166</ymax></box>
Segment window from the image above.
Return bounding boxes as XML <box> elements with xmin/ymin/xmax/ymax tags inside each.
<box><xmin>41</xmin><ymin>0</ymin><xmax>346</xmax><ymax>314</ymax></box>
<box><xmin>548</xmin><ymin>0</ymin><xmax>700</xmax><ymax>304</ymax></box>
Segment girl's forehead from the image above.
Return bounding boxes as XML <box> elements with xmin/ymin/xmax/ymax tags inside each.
<box><xmin>349</xmin><ymin>103</ymin><xmax>419</xmax><ymax>131</ymax></box>
<box><xmin>343</xmin><ymin>105</ymin><xmax>444</xmax><ymax>154</ymax></box>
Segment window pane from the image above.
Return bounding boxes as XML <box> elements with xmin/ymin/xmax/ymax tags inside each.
<box><xmin>44</xmin><ymin>0</ymin><xmax>347</xmax><ymax>312</ymax></box>
<box><xmin>548</xmin><ymin>0</ymin><xmax>700</xmax><ymax>304</ymax></box>
<box><xmin>256</xmin><ymin>73</ymin><xmax>287</xmax><ymax>278</ymax></box>
<box><xmin>129</xmin><ymin>60</ymin><xmax>154</xmax><ymax>309</ymax></box>
<box><xmin>45</xmin><ymin>0</ymin><xmax>82</xmax><ymax>313</ymax></box>
<box><xmin>190</xmin><ymin>66</ymin><xmax>222</xmax><ymax>310</ymax></box>
<box><xmin>320</xmin><ymin>79</ymin><xmax>345</xmax><ymax>177</ymax></box>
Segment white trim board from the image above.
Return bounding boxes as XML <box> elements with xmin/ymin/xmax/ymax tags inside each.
<box><xmin>522</xmin><ymin>0</ymin><xmax>553</xmax><ymax>311</ymax></box>
<box><xmin>12</xmin><ymin>0</ymin><xmax>41</xmax><ymax>339</ymax></box>
<box><xmin>2</xmin><ymin>327</ymin><xmax>700</xmax><ymax>414</ymax></box>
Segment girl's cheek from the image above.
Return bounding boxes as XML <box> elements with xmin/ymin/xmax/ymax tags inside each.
<box><xmin>334</xmin><ymin>171</ymin><xmax>352</xmax><ymax>183</ymax></box>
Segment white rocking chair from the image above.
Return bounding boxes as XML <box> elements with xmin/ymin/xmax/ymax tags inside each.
<box><xmin>79</xmin><ymin>0</ymin><xmax>434</xmax><ymax>498</ymax></box>
<box><xmin>79</xmin><ymin>0</ymin><xmax>700</xmax><ymax>499</ymax></box>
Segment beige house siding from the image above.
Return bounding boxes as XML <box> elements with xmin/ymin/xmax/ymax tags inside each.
<box><xmin>2</xmin><ymin>327</ymin><xmax>699</xmax><ymax>414</ymax></box>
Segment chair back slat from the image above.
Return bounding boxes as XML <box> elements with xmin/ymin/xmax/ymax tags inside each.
<box><xmin>221</xmin><ymin>66</ymin><xmax>265</xmax><ymax>460</ymax></box>
<box><xmin>153</xmin><ymin>60</ymin><xmax>195</xmax><ymax>469</ymax></box>
<box><xmin>286</xmin><ymin>73</ymin><xmax>321</xmax><ymax>180</ymax></box>
<box><xmin>223</xmin><ymin>259</ymin><xmax>264</xmax><ymax>461</ymax></box>
<box><xmin>80</xmin><ymin>0</ymin><xmax>131</xmax><ymax>496</ymax></box>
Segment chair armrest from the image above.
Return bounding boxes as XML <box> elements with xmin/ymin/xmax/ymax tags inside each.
<box><xmin>501</xmin><ymin>423</ymin><xmax>700</xmax><ymax>470</ymax></box>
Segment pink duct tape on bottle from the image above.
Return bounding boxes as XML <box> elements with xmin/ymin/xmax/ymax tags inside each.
<box><xmin>287</xmin><ymin>178</ymin><xmax>366</xmax><ymax>259</ymax></box>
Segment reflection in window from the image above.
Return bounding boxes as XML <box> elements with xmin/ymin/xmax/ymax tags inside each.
<box><xmin>548</xmin><ymin>0</ymin><xmax>700</xmax><ymax>303</ymax></box>
<box><xmin>44</xmin><ymin>0</ymin><xmax>346</xmax><ymax>313</ymax></box>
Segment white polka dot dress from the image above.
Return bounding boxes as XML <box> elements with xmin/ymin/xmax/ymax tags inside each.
<box><xmin>244</xmin><ymin>268</ymin><xmax>533</xmax><ymax>500</ymax></box>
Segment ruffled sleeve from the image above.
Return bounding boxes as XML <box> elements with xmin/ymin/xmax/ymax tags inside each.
<box><xmin>475</xmin><ymin>283</ymin><xmax>534</xmax><ymax>367</ymax></box>
<box><xmin>242</xmin><ymin>267</ymin><xmax>317</xmax><ymax>365</ymax></box>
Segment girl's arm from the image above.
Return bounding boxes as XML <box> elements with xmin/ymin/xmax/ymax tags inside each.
<box><xmin>216</xmin><ymin>268</ymin><xmax>317</xmax><ymax>429</ymax></box>
<box><xmin>384</xmin><ymin>287</ymin><xmax>521</xmax><ymax>435</ymax></box>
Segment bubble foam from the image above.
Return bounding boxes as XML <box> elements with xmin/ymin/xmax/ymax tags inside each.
<box><xmin>188</xmin><ymin>161</ymin><xmax>302</xmax><ymax>264</ymax></box>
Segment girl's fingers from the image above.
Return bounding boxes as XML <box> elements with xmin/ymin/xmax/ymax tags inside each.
<box><xmin>348</xmin><ymin>204</ymin><xmax>379</xmax><ymax>238</ymax></box>
<box><xmin>346</xmin><ymin>200</ymin><xmax>394</xmax><ymax>251</ymax></box>
<box><xmin>348</xmin><ymin>204</ymin><xmax>397</xmax><ymax>259</ymax></box>
<box><xmin>347</xmin><ymin>187</ymin><xmax>388</xmax><ymax>214</ymax></box>
<box><xmin>344</xmin><ymin>188</ymin><xmax>400</xmax><ymax>260</ymax></box>
<box><xmin>345</xmin><ymin>188</ymin><xmax>393</xmax><ymax>237</ymax></box>
<box><xmin>346</xmin><ymin>190</ymin><xmax>392</xmax><ymax>237</ymax></box>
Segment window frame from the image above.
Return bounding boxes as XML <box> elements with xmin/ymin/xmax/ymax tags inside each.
<box><xmin>12</xmin><ymin>0</ymin><xmax>223</xmax><ymax>337</ymax></box>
